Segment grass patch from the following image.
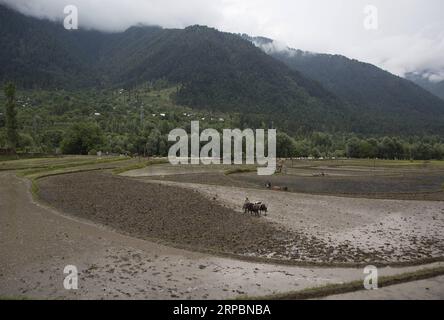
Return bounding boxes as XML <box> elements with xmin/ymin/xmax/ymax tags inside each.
<box><xmin>0</xmin><ymin>156</ymin><xmax>128</xmax><ymax>171</ymax></box>
<box><xmin>19</xmin><ymin>157</ymin><xmax>128</xmax><ymax>177</ymax></box>
<box><xmin>240</xmin><ymin>266</ymin><xmax>444</xmax><ymax>300</ymax></box>
<box><xmin>224</xmin><ymin>166</ymin><xmax>257</xmax><ymax>175</ymax></box>
<box><xmin>30</xmin><ymin>178</ymin><xmax>40</xmax><ymax>197</ymax></box>
<box><xmin>0</xmin><ymin>154</ymin><xmax>56</xmax><ymax>162</ymax></box>
<box><xmin>112</xmin><ymin>158</ymin><xmax>168</xmax><ymax>175</ymax></box>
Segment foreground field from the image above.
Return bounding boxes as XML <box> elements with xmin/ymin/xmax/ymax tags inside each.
<box><xmin>1</xmin><ymin>157</ymin><xmax>444</xmax><ymax>299</ymax></box>
<box><xmin>34</xmin><ymin>169</ymin><xmax>444</xmax><ymax>265</ymax></box>
<box><xmin>1</xmin><ymin>171</ymin><xmax>444</xmax><ymax>300</ymax></box>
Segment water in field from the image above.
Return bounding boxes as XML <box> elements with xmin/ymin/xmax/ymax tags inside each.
<box><xmin>122</xmin><ymin>164</ymin><xmax>228</xmax><ymax>177</ymax></box>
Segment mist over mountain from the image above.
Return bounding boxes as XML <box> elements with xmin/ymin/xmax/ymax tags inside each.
<box><xmin>245</xmin><ymin>35</ymin><xmax>444</xmax><ymax>135</ymax></box>
<box><xmin>406</xmin><ymin>72</ymin><xmax>444</xmax><ymax>101</ymax></box>
<box><xmin>0</xmin><ymin>4</ymin><xmax>349</xmax><ymax>134</ymax></box>
<box><xmin>1</xmin><ymin>4</ymin><xmax>444</xmax><ymax>136</ymax></box>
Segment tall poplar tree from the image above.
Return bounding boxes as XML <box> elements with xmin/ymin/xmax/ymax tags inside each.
<box><xmin>4</xmin><ymin>83</ymin><xmax>18</xmax><ymax>153</ymax></box>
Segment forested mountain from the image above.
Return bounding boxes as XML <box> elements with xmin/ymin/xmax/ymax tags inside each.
<box><xmin>100</xmin><ymin>25</ymin><xmax>345</xmax><ymax>125</ymax></box>
<box><xmin>245</xmin><ymin>36</ymin><xmax>444</xmax><ymax>135</ymax></box>
<box><xmin>0</xmin><ymin>4</ymin><xmax>110</xmax><ymax>88</ymax></box>
<box><xmin>1</xmin><ymin>3</ymin><xmax>444</xmax><ymax>136</ymax></box>
<box><xmin>0</xmin><ymin>4</ymin><xmax>350</xmax><ymax>133</ymax></box>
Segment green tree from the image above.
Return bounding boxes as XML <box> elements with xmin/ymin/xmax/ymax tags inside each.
<box><xmin>294</xmin><ymin>140</ymin><xmax>311</xmax><ymax>157</ymax></box>
<box><xmin>365</xmin><ymin>138</ymin><xmax>378</xmax><ymax>158</ymax></box>
<box><xmin>312</xmin><ymin>132</ymin><xmax>332</xmax><ymax>149</ymax></box>
<box><xmin>61</xmin><ymin>123</ymin><xmax>104</xmax><ymax>155</ymax></box>
<box><xmin>145</xmin><ymin>129</ymin><xmax>162</xmax><ymax>156</ymax></box>
<box><xmin>358</xmin><ymin>140</ymin><xmax>373</xmax><ymax>158</ymax></box>
<box><xmin>276</xmin><ymin>132</ymin><xmax>296</xmax><ymax>158</ymax></box>
<box><xmin>41</xmin><ymin>130</ymin><xmax>64</xmax><ymax>151</ymax></box>
<box><xmin>346</xmin><ymin>137</ymin><xmax>361</xmax><ymax>158</ymax></box>
<box><xmin>378</xmin><ymin>137</ymin><xmax>405</xmax><ymax>159</ymax></box>
<box><xmin>4</xmin><ymin>83</ymin><xmax>19</xmax><ymax>152</ymax></box>
<box><xmin>411</xmin><ymin>143</ymin><xmax>433</xmax><ymax>160</ymax></box>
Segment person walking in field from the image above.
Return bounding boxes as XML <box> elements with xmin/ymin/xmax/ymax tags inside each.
<box><xmin>243</xmin><ymin>197</ymin><xmax>250</xmax><ymax>213</ymax></box>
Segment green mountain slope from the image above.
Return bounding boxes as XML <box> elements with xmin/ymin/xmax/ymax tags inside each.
<box><xmin>245</xmin><ymin>36</ymin><xmax>444</xmax><ymax>135</ymax></box>
<box><xmin>2</xmin><ymin>4</ymin><xmax>444</xmax><ymax>136</ymax></box>
<box><xmin>0</xmin><ymin>4</ymin><xmax>111</xmax><ymax>87</ymax></box>
<box><xmin>0</xmin><ymin>4</ymin><xmax>348</xmax><ymax>133</ymax></box>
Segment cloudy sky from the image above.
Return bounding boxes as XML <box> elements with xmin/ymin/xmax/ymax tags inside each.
<box><xmin>2</xmin><ymin>0</ymin><xmax>444</xmax><ymax>81</ymax></box>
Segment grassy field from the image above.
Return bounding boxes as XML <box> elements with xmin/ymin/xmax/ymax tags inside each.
<box><xmin>0</xmin><ymin>155</ymin><xmax>128</xmax><ymax>171</ymax></box>
<box><xmin>3</xmin><ymin>156</ymin><xmax>444</xmax><ymax>171</ymax></box>
<box><xmin>112</xmin><ymin>158</ymin><xmax>168</xmax><ymax>174</ymax></box>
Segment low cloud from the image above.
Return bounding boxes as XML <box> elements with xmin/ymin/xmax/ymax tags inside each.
<box><xmin>1</xmin><ymin>0</ymin><xmax>443</xmax><ymax>82</ymax></box>
<box><xmin>252</xmin><ymin>40</ymin><xmax>289</xmax><ymax>54</ymax></box>
<box><xmin>348</xmin><ymin>28</ymin><xmax>444</xmax><ymax>80</ymax></box>
<box><xmin>0</xmin><ymin>0</ymin><xmax>225</xmax><ymax>32</ymax></box>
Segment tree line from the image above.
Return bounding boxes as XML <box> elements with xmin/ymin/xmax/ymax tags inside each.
<box><xmin>276</xmin><ymin>132</ymin><xmax>444</xmax><ymax>160</ymax></box>
<box><xmin>1</xmin><ymin>83</ymin><xmax>444</xmax><ymax>160</ymax></box>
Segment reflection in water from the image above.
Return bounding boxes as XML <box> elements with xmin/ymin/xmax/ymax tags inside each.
<box><xmin>123</xmin><ymin>164</ymin><xmax>227</xmax><ymax>177</ymax></box>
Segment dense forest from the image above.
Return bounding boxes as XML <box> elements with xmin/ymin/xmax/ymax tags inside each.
<box><xmin>1</xmin><ymin>83</ymin><xmax>443</xmax><ymax>160</ymax></box>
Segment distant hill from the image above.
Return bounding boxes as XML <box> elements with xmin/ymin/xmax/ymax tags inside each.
<box><xmin>406</xmin><ymin>72</ymin><xmax>444</xmax><ymax>101</ymax></box>
<box><xmin>244</xmin><ymin>36</ymin><xmax>444</xmax><ymax>135</ymax></box>
<box><xmin>1</xmin><ymin>4</ymin><xmax>444</xmax><ymax>136</ymax></box>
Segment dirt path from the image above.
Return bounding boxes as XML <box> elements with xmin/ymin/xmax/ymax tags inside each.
<box><xmin>1</xmin><ymin>171</ymin><xmax>443</xmax><ymax>299</ymax></box>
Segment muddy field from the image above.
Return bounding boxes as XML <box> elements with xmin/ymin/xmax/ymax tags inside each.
<box><xmin>3</xmin><ymin>158</ymin><xmax>444</xmax><ymax>299</ymax></box>
<box><xmin>143</xmin><ymin>166</ymin><xmax>444</xmax><ymax>201</ymax></box>
<box><xmin>235</xmin><ymin>172</ymin><xmax>444</xmax><ymax>199</ymax></box>
<box><xmin>37</xmin><ymin>168</ymin><xmax>444</xmax><ymax>265</ymax></box>
<box><xmin>144</xmin><ymin>179</ymin><xmax>444</xmax><ymax>264</ymax></box>
<box><xmin>5</xmin><ymin>170</ymin><xmax>444</xmax><ymax>300</ymax></box>
<box><xmin>38</xmin><ymin>172</ymin><xmax>355</xmax><ymax>263</ymax></box>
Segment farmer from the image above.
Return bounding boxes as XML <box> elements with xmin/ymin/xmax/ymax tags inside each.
<box><xmin>242</xmin><ymin>197</ymin><xmax>251</xmax><ymax>214</ymax></box>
